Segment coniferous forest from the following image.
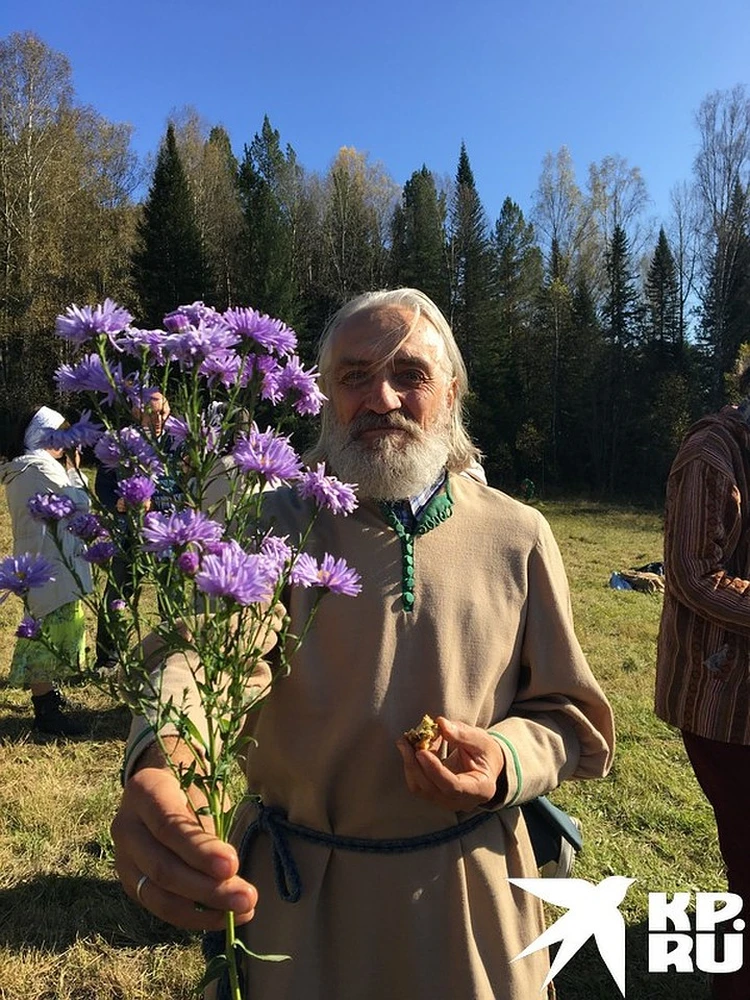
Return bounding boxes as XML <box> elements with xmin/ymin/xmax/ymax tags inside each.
<box><xmin>3</xmin><ymin>31</ymin><xmax>750</xmax><ymax>500</ymax></box>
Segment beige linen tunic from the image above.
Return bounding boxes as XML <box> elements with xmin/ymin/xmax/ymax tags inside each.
<box><xmin>126</xmin><ymin>474</ymin><xmax>614</xmax><ymax>1000</ymax></box>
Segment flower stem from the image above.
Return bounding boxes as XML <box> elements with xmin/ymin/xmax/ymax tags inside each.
<box><xmin>224</xmin><ymin>909</ymin><xmax>242</xmax><ymax>1000</ymax></box>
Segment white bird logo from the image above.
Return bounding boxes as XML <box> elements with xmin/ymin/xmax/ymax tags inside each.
<box><xmin>509</xmin><ymin>875</ymin><xmax>636</xmax><ymax>996</ymax></box>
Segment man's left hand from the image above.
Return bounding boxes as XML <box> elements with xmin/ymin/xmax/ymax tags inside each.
<box><xmin>396</xmin><ymin>717</ymin><xmax>505</xmax><ymax>812</ymax></box>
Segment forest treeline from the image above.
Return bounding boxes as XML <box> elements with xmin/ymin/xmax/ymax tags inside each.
<box><xmin>3</xmin><ymin>31</ymin><xmax>750</xmax><ymax>498</ymax></box>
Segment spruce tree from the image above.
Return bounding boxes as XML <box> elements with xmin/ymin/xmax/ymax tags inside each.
<box><xmin>601</xmin><ymin>224</ymin><xmax>642</xmax><ymax>492</ymax></box>
<box><xmin>603</xmin><ymin>224</ymin><xmax>640</xmax><ymax>348</ymax></box>
<box><xmin>449</xmin><ymin>143</ymin><xmax>494</xmax><ymax>380</ymax></box>
<box><xmin>645</xmin><ymin>228</ymin><xmax>680</xmax><ymax>346</ymax></box>
<box><xmin>486</xmin><ymin>198</ymin><xmax>543</xmax><ymax>484</ymax></box>
<box><xmin>132</xmin><ymin>124</ymin><xmax>205</xmax><ymax>326</ymax></box>
<box><xmin>237</xmin><ymin>116</ymin><xmax>301</xmax><ymax>324</ymax></box>
<box><xmin>388</xmin><ymin>166</ymin><xmax>450</xmax><ymax>314</ymax></box>
<box><xmin>568</xmin><ymin>278</ymin><xmax>608</xmax><ymax>491</ymax></box>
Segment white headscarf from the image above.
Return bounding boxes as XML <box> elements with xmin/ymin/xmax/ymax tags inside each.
<box><xmin>23</xmin><ymin>406</ymin><xmax>66</xmax><ymax>452</ymax></box>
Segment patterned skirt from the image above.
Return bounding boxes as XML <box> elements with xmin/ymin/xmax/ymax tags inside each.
<box><xmin>8</xmin><ymin>601</ymin><xmax>87</xmax><ymax>687</ymax></box>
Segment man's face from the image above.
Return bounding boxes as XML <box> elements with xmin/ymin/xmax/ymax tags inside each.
<box><xmin>134</xmin><ymin>391</ymin><xmax>170</xmax><ymax>436</ymax></box>
<box><xmin>324</xmin><ymin>307</ymin><xmax>457</xmax><ymax>499</ymax></box>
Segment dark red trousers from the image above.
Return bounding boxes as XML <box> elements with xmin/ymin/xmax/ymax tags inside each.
<box><xmin>683</xmin><ymin>731</ymin><xmax>750</xmax><ymax>1000</ymax></box>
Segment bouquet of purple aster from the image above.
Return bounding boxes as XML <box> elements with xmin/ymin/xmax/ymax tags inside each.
<box><xmin>0</xmin><ymin>298</ymin><xmax>361</xmax><ymax>999</ymax></box>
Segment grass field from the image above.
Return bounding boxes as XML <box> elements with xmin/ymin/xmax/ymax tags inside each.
<box><xmin>0</xmin><ymin>497</ymin><xmax>720</xmax><ymax>999</ymax></box>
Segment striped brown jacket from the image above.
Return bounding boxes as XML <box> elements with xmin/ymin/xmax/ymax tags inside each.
<box><xmin>656</xmin><ymin>406</ymin><xmax>750</xmax><ymax>743</ymax></box>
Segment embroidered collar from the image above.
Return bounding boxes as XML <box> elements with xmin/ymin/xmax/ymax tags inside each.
<box><xmin>382</xmin><ymin>470</ymin><xmax>446</xmax><ymax>532</ymax></box>
<box><xmin>379</xmin><ymin>475</ymin><xmax>454</xmax><ymax>613</ymax></box>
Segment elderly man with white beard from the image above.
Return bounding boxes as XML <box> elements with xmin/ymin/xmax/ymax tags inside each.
<box><xmin>111</xmin><ymin>288</ymin><xmax>614</xmax><ymax>1000</ymax></box>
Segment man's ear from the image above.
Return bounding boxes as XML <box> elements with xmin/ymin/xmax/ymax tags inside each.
<box><xmin>446</xmin><ymin>377</ymin><xmax>458</xmax><ymax>410</ymax></box>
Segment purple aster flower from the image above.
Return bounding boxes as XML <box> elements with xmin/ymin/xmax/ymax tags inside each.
<box><xmin>27</xmin><ymin>492</ymin><xmax>77</xmax><ymax>522</ymax></box>
<box><xmin>16</xmin><ymin>615</ymin><xmax>42</xmax><ymax>639</ymax></box>
<box><xmin>46</xmin><ymin>411</ymin><xmax>104</xmax><ymax>451</ymax></box>
<box><xmin>142</xmin><ymin>509</ymin><xmax>224</xmax><ymax>558</ymax></box>
<box><xmin>199</xmin><ymin>350</ymin><xmax>245</xmax><ymax>388</ymax></box>
<box><xmin>290</xmin><ymin>553</ymin><xmax>361</xmax><ymax>596</ymax></box>
<box><xmin>117</xmin><ymin>475</ymin><xmax>155</xmax><ymax>507</ymax></box>
<box><xmin>118</xmin><ymin>327</ymin><xmax>168</xmax><ymax>364</ymax></box>
<box><xmin>94</xmin><ymin>427</ymin><xmax>164</xmax><ymax>476</ymax></box>
<box><xmin>93</xmin><ymin>432</ymin><xmax>122</xmax><ymax>469</ymax></box>
<box><xmin>109</xmin><ymin>599</ymin><xmax>127</xmax><ymax>611</ymax></box>
<box><xmin>178</xmin><ymin>550</ymin><xmax>200</xmax><ymax>575</ymax></box>
<box><xmin>223</xmin><ymin>308</ymin><xmax>297</xmax><ymax>357</ymax></box>
<box><xmin>195</xmin><ymin>540</ymin><xmax>278</xmax><ymax>606</ymax></box>
<box><xmin>0</xmin><ymin>554</ymin><xmax>56</xmax><ymax>600</ymax></box>
<box><xmin>164</xmin><ymin>416</ymin><xmax>189</xmax><ymax>447</ymax></box>
<box><xmin>277</xmin><ymin>356</ymin><xmax>326</xmax><ymax>416</ymax></box>
<box><xmin>259</xmin><ymin>533</ymin><xmax>292</xmax><ymax>575</ymax></box>
<box><xmin>67</xmin><ymin>512</ymin><xmax>106</xmax><ymax>541</ymax></box>
<box><xmin>289</xmin><ymin>552</ymin><xmax>320</xmax><ymax>588</ymax></box>
<box><xmin>55</xmin><ymin>298</ymin><xmax>132</xmax><ymax>345</ymax></box>
<box><xmin>232</xmin><ymin>425</ymin><xmax>303</xmax><ymax>486</ymax></box>
<box><xmin>55</xmin><ymin>354</ymin><xmax>126</xmax><ymax>404</ymax></box>
<box><xmin>257</xmin><ymin>355</ymin><xmax>284</xmax><ymax>404</ymax></box>
<box><xmin>163</xmin><ymin>302</ymin><xmax>219</xmax><ymax>332</ymax></box>
<box><xmin>83</xmin><ymin>540</ymin><xmax>117</xmax><ymax>564</ymax></box>
<box><xmin>297</xmin><ymin>464</ymin><xmax>358</xmax><ymax>516</ymax></box>
<box><xmin>164</xmin><ymin>320</ymin><xmax>239</xmax><ymax>368</ymax></box>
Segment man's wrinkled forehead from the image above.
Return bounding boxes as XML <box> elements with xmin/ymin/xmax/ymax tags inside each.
<box><xmin>328</xmin><ymin>306</ymin><xmax>448</xmax><ymax>370</ymax></box>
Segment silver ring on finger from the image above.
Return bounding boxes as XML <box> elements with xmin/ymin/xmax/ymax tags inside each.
<box><xmin>135</xmin><ymin>873</ymin><xmax>149</xmax><ymax>905</ymax></box>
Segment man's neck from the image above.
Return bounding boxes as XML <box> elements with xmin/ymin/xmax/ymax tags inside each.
<box><xmin>381</xmin><ymin>469</ymin><xmax>447</xmax><ymax>530</ymax></box>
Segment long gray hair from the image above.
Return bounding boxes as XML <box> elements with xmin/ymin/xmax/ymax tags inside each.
<box><xmin>306</xmin><ymin>288</ymin><xmax>482</xmax><ymax>473</ymax></box>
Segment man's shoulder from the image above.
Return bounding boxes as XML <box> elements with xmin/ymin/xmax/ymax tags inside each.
<box><xmin>260</xmin><ymin>485</ymin><xmax>312</xmax><ymax>531</ymax></box>
<box><xmin>672</xmin><ymin>409</ymin><xmax>749</xmax><ymax>476</ymax></box>
<box><xmin>450</xmin><ymin>474</ymin><xmax>546</xmax><ymax>537</ymax></box>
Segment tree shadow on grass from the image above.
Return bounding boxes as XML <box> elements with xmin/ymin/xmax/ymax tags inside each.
<box><xmin>0</xmin><ymin>873</ymin><xmax>193</xmax><ymax>951</ymax></box>
<box><xmin>553</xmin><ymin>920</ymin><xmax>711</xmax><ymax>1000</ymax></box>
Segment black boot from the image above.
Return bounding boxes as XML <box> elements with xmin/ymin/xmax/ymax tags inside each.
<box><xmin>31</xmin><ymin>689</ymin><xmax>86</xmax><ymax>737</ymax></box>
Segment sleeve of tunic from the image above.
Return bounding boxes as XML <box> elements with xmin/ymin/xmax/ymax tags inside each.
<box><xmin>486</xmin><ymin>516</ymin><xmax>614</xmax><ymax>806</ymax></box>
<box><xmin>121</xmin><ymin>613</ymin><xmax>279</xmax><ymax>782</ymax></box>
<box><xmin>664</xmin><ymin>457</ymin><xmax>750</xmax><ymax>635</ymax></box>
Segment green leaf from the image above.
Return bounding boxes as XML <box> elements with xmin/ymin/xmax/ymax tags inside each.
<box><xmin>233</xmin><ymin>938</ymin><xmax>290</xmax><ymax>962</ymax></box>
<box><xmin>178</xmin><ymin>715</ymin><xmax>207</xmax><ymax>747</ymax></box>
<box><xmin>196</xmin><ymin>954</ymin><xmax>228</xmax><ymax>992</ymax></box>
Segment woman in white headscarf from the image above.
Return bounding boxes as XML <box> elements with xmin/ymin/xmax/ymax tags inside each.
<box><xmin>0</xmin><ymin>404</ymin><xmax>92</xmax><ymax>736</ymax></box>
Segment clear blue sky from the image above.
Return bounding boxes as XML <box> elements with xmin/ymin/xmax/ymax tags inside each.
<box><xmin>2</xmin><ymin>0</ymin><xmax>749</xmax><ymax>230</ymax></box>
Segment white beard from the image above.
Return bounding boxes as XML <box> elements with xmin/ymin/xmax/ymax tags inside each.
<box><xmin>324</xmin><ymin>411</ymin><xmax>451</xmax><ymax>501</ymax></box>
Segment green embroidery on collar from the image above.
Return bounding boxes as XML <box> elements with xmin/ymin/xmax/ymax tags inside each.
<box><xmin>415</xmin><ymin>478</ymin><xmax>454</xmax><ymax>534</ymax></box>
<box><xmin>379</xmin><ymin>479</ymin><xmax>454</xmax><ymax>613</ymax></box>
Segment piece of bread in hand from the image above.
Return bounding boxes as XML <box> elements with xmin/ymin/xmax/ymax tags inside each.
<box><xmin>403</xmin><ymin>714</ymin><xmax>439</xmax><ymax>751</ymax></box>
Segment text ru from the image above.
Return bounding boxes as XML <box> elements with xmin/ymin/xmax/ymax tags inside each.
<box><xmin>648</xmin><ymin>892</ymin><xmax>745</xmax><ymax>974</ymax></box>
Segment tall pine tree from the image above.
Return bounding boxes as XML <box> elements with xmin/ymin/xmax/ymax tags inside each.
<box><xmin>601</xmin><ymin>224</ymin><xmax>642</xmax><ymax>492</ymax></box>
<box><xmin>132</xmin><ymin>124</ymin><xmax>205</xmax><ymax>325</ymax></box>
<box><xmin>449</xmin><ymin>143</ymin><xmax>494</xmax><ymax>380</ymax></box>
<box><xmin>645</xmin><ymin>227</ymin><xmax>680</xmax><ymax>347</ymax></box>
<box><xmin>237</xmin><ymin>116</ymin><xmax>302</xmax><ymax>324</ymax></box>
<box><xmin>484</xmin><ymin>198</ymin><xmax>542</xmax><ymax>484</ymax></box>
<box><xmin>388</xmin><ymin>166</ymin><xmax>450</xmax><ymax>314</ymax></box>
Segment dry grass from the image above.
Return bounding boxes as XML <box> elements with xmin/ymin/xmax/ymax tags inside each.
<box><xmin>0</xmin><ymin>497</ymin><xmax>203</xmax><ymax>1000</ymax></box>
